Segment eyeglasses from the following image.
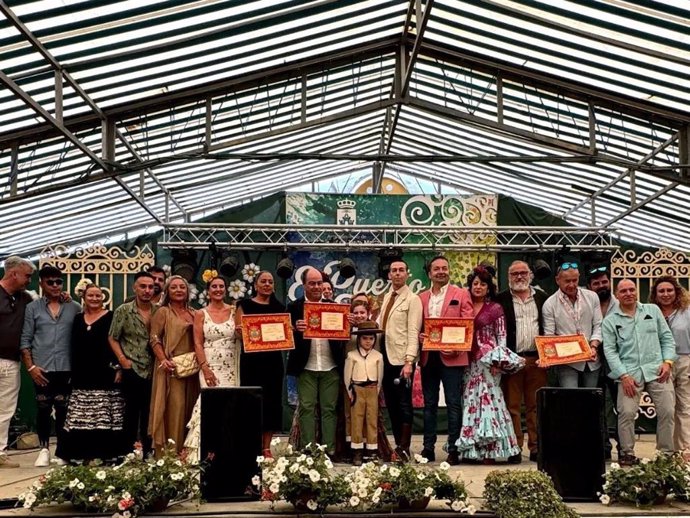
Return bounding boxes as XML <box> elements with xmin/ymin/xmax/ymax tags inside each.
<box><xmin>559</xmin><ymin>262</ymin><xmax>578</xmax><ymax>271</ymax></box>
<box><xmin>44</xmin><ymin>279</ymin><xmax>63</xmax><ymax>286</ymax></box>
<box><xmin>509</xmin><ymin>271</ymin><xmax>531</xmax><ymax>277</ymax></box>
<box><xmin>588</xmin><ymin>266</ymin><xmax>607</xmax><ymax>275</ymax></box>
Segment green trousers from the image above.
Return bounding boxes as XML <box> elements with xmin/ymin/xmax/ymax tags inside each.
<box><xmin>297</xmin><ymin>369</ymin><xmax>340</xmax><ymax>452</ymax></box>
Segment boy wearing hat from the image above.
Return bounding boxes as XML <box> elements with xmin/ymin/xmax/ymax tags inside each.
<box><xmin>344</xmin><ymin>320</ymin><xmax>384</xmax><ymax>465</ymax></box>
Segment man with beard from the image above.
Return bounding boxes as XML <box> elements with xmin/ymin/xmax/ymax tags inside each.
<box><xmin>587</xmin><ymin>266</ymin><xmax>620</xmax><ymax>459</ymax></box>
<box><xmin>147</xmin><ymin>266</ymin><xmax>167</xmax><ymax>305</ymax></box>
<box><xmin>418</xmin><ymin>256</ymin><xmax>472</xmax><ymax>464</ymax></box>
<box><xmin>109</xmin><ymin>272</ymin><xmax>156</xmax><ymax>457</ymax></box>
<box><xmin>543</xmin><ymin>263</ymin><xmax>603</xmax><ymax>388</ymax></box>
<box><xmin>0</xmin><ymin>256</ymin><xmax>35</xmax><ymax>468</ymax></box>
<box><xmin>496</xmin><ymin>260</ymin><xmax>548</xmax><ymax>463</ymax></box>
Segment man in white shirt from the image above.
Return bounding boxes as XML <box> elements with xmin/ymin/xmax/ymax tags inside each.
<box><xmin>287</xmin><ymin>267</ymin><xmax>344</xmax><ymax>454</ymax></box>
<box><xmin>543</xmin><ymin>262</ymin><xmax>603</xmax><ymax>387</ymax></box>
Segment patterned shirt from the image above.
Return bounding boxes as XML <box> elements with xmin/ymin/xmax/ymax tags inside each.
<box><xmin>109</xmin><ymin>301</ymin><xmax>156</xmax><ymax>379</ymax></box>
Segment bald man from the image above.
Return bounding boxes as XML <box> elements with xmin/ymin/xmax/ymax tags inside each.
<box><xmin>602</xmin><ymin>279</ymin><xmax>676</xmax><ymax>465</ymax></box>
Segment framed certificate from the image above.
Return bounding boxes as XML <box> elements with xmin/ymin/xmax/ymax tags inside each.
<box><xmin>303</xmin><ymin>302</ymin><xmax>351</xmax><ymax>339</ymax></box>
<box><xmin>534</xmin><ymin>334</ymin><xmax>593</xmax><ymax>367</ymax></box>
<box><xmin>241</xmin><ymin>313</ymin><xmax>295</xmax><ymax>353</ymax></box>
<box><xmin>423</xmin><ymin>318</ymin><xmax>474</xmax><ymax>351</ymax></box>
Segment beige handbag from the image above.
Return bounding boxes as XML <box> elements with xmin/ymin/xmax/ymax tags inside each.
<box><xmin>171</xmin><ymin>352</ymin><xmax>200</xmax><ymax>378</ymax></box>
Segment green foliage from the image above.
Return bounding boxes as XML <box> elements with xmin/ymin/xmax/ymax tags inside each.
<box><xmin>18</xmin><ymin>441</ymin><xmax>202</xmax><ymax>517</ymax></box>
<box><xmin>602</xmin><ymin>453</ymin><xmax>690</xmax><ymax>508</ymax></box>
<box><xmin>483</xmin><ymin>469</ymin><xmax>579</xmax><ymax>518</ymax></box>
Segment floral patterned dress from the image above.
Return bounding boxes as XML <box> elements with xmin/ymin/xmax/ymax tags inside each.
<box><xmin>184</xmin><ymin>308</ymin><xmax>240</xmax><ymax>461</ymax></box>
<box><xmin>456</xmin><ymin>301</ymin><xmax>524</xmax><ymax>460</ymax></box>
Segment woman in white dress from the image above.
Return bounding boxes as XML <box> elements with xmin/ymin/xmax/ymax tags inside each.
<box><xmin>184</xmin><ymin>273</ymin><xmax>240</xmax><ymax>462</ymax></box>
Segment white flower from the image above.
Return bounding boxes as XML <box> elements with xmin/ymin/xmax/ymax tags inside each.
<box><xmin>174</xmin><ymin>460</ymin><xmax>182</xmax><ymax>466</ymax></box>
<box><xmin>308</xmin><ymin>469</ymin><xmax>321</xmax><ymax>482</ymax></box>
<box><xmin>640</xmin><ymin>457</ymin><xmax>651</xmax><ymax>465</ymax></box>
<box><xmin>88</xmin><ymin>496</ymin><xmax>96</xmax><ymax>502</ymax></box>
<box><xmin>256</xmin><ymin>455</ymin><xmax>265</xmax><ymax>463</ymax></box>
<box><xmin>358</xmin><ymin>488</ymin><xmax>367</xmax><ymax>498</ymax></box>
<box><xmin>414</xmin><ymin>453</ymin><xmax>429</xmax><ymax>464</ymax></box>
<box><xmin>299</xmin><ymin>465</ymin><xmax>309</xmax><ymax>474</ymax></box>
<box><xmin>96</xmin><ymin>470</ymin><xmax>107</xmax><ymax>480</ymax></box>
<box><xmin>306</xmin><ymin>457</ymin><xmax>314</xmax><ymax>466</ymax></box>
<box><xmin>417</xmin><ymin>473</ymin><xmax>426</xmax><ymax>480</ymax></box>
<box><xmin>289</xmin><ymin>463</ymin><xmax>299</xmax><ymax>473</ymax></box>
<box><xmin>350</xmin><ymin>496</ymin><xmax>360</xmax><ymax>507</ymax></box>
<box><xmin>425</xmin><ymin>487</ymin><xmax>434</xmax><ymax>497</ymax></box>
<box><xmin>188</xmin><ymin>284</ymin><xmax>199</xmax><ymax>301</ymax></box>
<box><xmin>465</xmin><ymin>503</ymin><xmax>477</xmax><ymax>514</ymax></box>
<box><xmin>439</xmin><ymin>461</ymin><xmax>450</xmax><ymax>471</ymax></box>
<box><xmin>122</xmin><ymin>512</ymin><xmax>131</xmax><ymax>518</ymax></box>
<box><xmin>389</xmin><ymin>467</ymin><xmax>400</xmax><ymax>478</ymax></box>
<box><xmin>373</xmin><ymin>487</ymin><xmax>382</xmax><ymax>498</ymax></box>
<box><xmin>306</xmin><ymin>499</ymin><xmax>318</xmax><ymax>511</ymax></box>
<box><xmin>242</xmin><ymin>263</ymin><xmax>261</xmax><ymax>283</ymax></box>
<box><xmin>451</xmin><ymin>500</ymin><xmax>463</xmax><ymax>511</ymax></box>
<box><xmin>77</xmin><ymin>482</ymin><xmax>85</xmax><ymax>490</ymax></box>
<box><xmin>610</xmin><ymin>462</ymin><xmax>620</xmax><ymax>470</ymax></box>
<box><xmin>297</xmin><ymin>454</ymin><xmax>307</xmax><ymax>462</ymax></box>
<box><xmin>156</xmin><ymin>459</ymin><xmax>165</xmax><ymax>466</ymax></box>
<box><xmin>599</xmin><ymin>494</ymin><xmax>611</xmax><ymax>505</ymax></box>
<box><xmin>167</xmin><ymin>438</ymin><xmax>176</xmax><ymax>445</ymax></box>
<box><xmin>269</xmin><ymin>482</ymin><xmax>280</xmax><ymax>493</ymax></box>
<box><xmin>162</xmin><ymin>264</ymin><xmax>171</xmax><ymax>275</ymax></box>
<box><xmin>69</xmin><ymin>478</ymin><xmax>80</xmax><ymax>488</ymax></box>
<box><xmin>270</xmin><ymin>437</ymin><xmax>281</xmax><ymax>446</ymax></box>
<box><xmin>23</xmin><ymin>492</ymin><xmax>36</xmax><ymax>506</ymax></box>
<box><xmin>252</xmin><ymin>475</ymin><xmax>261</xmax><ymax>487</ymax></box>
<box><xmin>197</xmin><ymin>290</ymin><xmax>208</xmax><ymax>307</ymax></box>
<box><xmin>121</xmin><ymin>491</ymin><xmax>132</xmax><ymax>500</ymax></box>
<box><xmin>228</xmin><ymin>280</ymin><xmax>247</xmax><ymax>300</ymax></box>
<box><xmin>380</xmin><ymin>464</ymin><xmax>388</xmax><ymax>472</ymax></box>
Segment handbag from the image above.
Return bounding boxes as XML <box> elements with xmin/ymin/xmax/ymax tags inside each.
<box><xmin>170</xmin><ymin>352</ymin><xmax>200</xmax><ymax>378</ymax></box>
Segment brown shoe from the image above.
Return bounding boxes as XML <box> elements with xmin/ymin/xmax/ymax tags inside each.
<box><xmin>446</xmin><ymin>451</ymin><xmax>460</xmax><ymax>465</ymax></box>
<box><xmin>619</xmin><ymin>454</ymin><xmax>639</xmax><ymax>466</ymax></box>
<box><xmin>0</xmin><ymin>455</ymin><xmax>19</xmax><ymax>468</ymax></box>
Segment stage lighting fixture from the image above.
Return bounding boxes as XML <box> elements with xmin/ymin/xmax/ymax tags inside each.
<box><xmin>276</xmin><ymin>256</ymin><xmax>295</xmax><ymax>280</ymax></box>
<box><xmin>339</xmin><ymin>257</ymin><xmax>356</xmax><ymax>279</ymax></box>
<box><xmin>378</xmin><ymin>248</ymin><xmax>403</xmax><ymax>279</ymax></box>
<box><xmin>532</xmin><ymin>259</ymin><xmax>552</xmax><ymax>281</ymax></box>
<box><xmin>219</xmin><ymin>255</ymin><xmax>240</xmax><ymax>278</ymax></box>
<box><xmin>171</xmin><ymin>249</ymin><xmax>198</xmax><ymax>282</ymax></box>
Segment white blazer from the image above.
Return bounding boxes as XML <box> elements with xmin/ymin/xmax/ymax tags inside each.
<box><xmin>378</xmin><ymin>285</ymin><xmax>423</xmax><ymax>366</ymax></box>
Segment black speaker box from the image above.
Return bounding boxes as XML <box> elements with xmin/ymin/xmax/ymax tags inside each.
<box><xmin>200</xmin><ymin>387</ymin><xmax>262</xmax><ymax>501</ymax></box>
<box><xmin>537</xmin><ymin>387</ymin><xmax>605</xmax><ymax>501</ymax></box>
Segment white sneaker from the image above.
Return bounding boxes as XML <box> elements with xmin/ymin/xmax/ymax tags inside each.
<box><xmin>34</xmin><ymin>448</ymin><xmax>50</xmax><ymax>467</ymax></box>
<box><xmin>52</xmin><ymin>456</ymin><xmax>67</xmax><ymax>466</ymax></box>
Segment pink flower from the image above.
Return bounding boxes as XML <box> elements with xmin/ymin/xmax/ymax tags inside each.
<box><xmin>117</xmin><ymin>498</ymin><xmax>135</xmax><ymax>510</ymax></box>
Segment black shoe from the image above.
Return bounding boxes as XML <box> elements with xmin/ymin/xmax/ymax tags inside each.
<box><xmin>529</xmin><ymin>451</ymin><xmax>538</xmax><ymax>462</ymax></box>
<box><xmin>352</xmin><ymin>450</ymin><xmax>363</xmax><ymax>467</ymax></box>
<box><xmin>446</xmin><ymin>451</ymin><xmax>460</xmax><ymax>466</ymax></box>
<box><xmin>420</xmin><ymin>448</ymin><xmax>436</xmax><ymax>462</ymax></box>
<box><xmin>507</xmin><ymin>453</ymin><xmax>522</xmax><ymax>464</ymax></box>
<box><xmin>619</xmin><ymin>454</ymin><xmax>639</xmax><ymax>466</ymax></box>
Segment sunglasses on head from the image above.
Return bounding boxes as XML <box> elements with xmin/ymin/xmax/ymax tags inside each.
<box><xmin>559</xmin><ymin>262</ymin><xmax>578</xmax><ymax>271</ymax></box>
<box><xmin>44</xmin><ymin>279</ymin><xmax>63</xmax><ymax>286</ymax></box>
<box><xmin>588</xmin><ymin>266</ymin><xmax>607</xmax><ymax>275</ymax></box>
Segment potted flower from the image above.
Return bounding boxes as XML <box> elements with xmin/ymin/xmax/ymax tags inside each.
<box><xmin>254</xmin><ymin>440</ymin><xmax>350</xmax><ymax>513</ymax></box>
<box><xmin>18</xmin><ymin>440</ymin><xmax>202</xmax><ymax>517</ymax></box>
<box><xmin>483</xmin><ymin>469</ymin><xmax>579</xmax><ymax>518</ymax></box>
<box><xmin>600</xmin><ymin>453</ymin><xmax>690</xmax><ymax>508</ymax></box>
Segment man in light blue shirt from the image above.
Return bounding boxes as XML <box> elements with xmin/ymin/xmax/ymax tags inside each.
<box><xmin>602</xmin><ymin>279</ymin><xmax>676</xmax><ymax>465</ymax></box>
<box><xmin>20</xmin><ymin>265</ymin><xmax>81</xmax><ymax>467</ymax></box>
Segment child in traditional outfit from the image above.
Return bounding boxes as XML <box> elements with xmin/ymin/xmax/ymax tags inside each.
<box><xmin>343</xmin><ymin>320</ymin><xmax>384</xmax><ymax>465</ymax></box>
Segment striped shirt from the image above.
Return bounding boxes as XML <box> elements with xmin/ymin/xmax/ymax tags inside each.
<box><xmin>512</xmin><ymin>288</ymin><xmax>539</xmax><ymax>353</ymax></box>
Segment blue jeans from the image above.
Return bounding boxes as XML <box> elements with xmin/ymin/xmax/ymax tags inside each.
<box><xmin>421</xmin><ymin>354</ymin><xmax>463</xmax><ymax>452</ymax></box>
<box><xmin>556</xmin><ymin>365</ymin><xmax>600</xmax><ymax>388</ymax></box>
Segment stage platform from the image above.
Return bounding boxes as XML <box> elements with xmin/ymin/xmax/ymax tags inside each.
<box><xmin>2</xmin><ymin>435</ymin><xmax>689</xmax><ymax>517</ymax></box>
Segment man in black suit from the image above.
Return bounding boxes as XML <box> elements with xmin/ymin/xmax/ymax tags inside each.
<box><xmin>496</xmin><ymin>260</ymin><xmax>548</xmax><ymax>463</ymax></box>
<box><xmin>287</xmin><ymin>267</ymin><xmax>344</xmax><ymax>454</ymax></box>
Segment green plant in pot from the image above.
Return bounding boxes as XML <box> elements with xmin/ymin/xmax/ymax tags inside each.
<box><xmin>483</xmin><ymin>469</ymin><xmax>579</xmax><ymax>518</ymax></box>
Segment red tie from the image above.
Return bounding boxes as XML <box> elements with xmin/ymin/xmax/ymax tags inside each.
<box><xmin>380</xmin><ymin>291</ymin><xmax>398</xmax><ymax>331</ymax></box>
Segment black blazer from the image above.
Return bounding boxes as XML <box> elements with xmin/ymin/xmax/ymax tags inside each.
<box><xmin>286</xmin><ymin>297</ymin><xmax>345</xmax><ymax>376</ymax></box>
<box><xmin>495</xmin><ymin>288</ymin><xmax>548</xmax><ymax>353</ymax></box>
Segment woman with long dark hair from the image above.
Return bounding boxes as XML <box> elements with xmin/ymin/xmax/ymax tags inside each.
<box><xmin>456</xmin><ymin>266</ymin><xmax>524</xmax><ymax>462</ymax></box>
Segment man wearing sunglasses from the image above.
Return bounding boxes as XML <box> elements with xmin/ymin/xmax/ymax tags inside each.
<box><xmin>543</xmin><ymin>262</ymin><xmax>603</xmax><ymax>388</ymax></box>
<box><xmin>0</xmin><ymin>256</ymin><xmax>36</xmax><ymax>469</ymax></box>
<box><xmin>20</xmin><ymin>265</ymin><xmax>81</xmax><ymax>467</ymax></box>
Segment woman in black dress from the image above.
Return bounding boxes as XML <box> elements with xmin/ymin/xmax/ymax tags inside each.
<box><xmin>235</xmin><ymin>270</ymin><xmax>286</xmax><ymax>458</ymax></box>
<box><xmin>63</xmin><ymin>284</ymin><xmax>127</xmax><ymax>463</ymax></box>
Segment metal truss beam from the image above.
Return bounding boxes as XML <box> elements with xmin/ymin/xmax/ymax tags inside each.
<box><xmin>0</xmin><ymin>37</ymin><xmax>400</xmax><ymax>150</ymax></box>
<box><xmin>159</xmin><ymin>224</ymin><xmax>617</xmax><ymax>252</ymax></box>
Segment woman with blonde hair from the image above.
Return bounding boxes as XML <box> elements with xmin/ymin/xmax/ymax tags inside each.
<box><xmin>651</xmin><ymin>275</ymin><xmax>690</xmax><ymax>454</ymax></box>
<box><xmin>148</xmin><ymin>275</ymin><xmax>200</xmax><ymax>454</ymax></box>
<box><xmin>184</xmin><ymin>272</ymin><xmax>240</xmax><ymax>462</ymax></box>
